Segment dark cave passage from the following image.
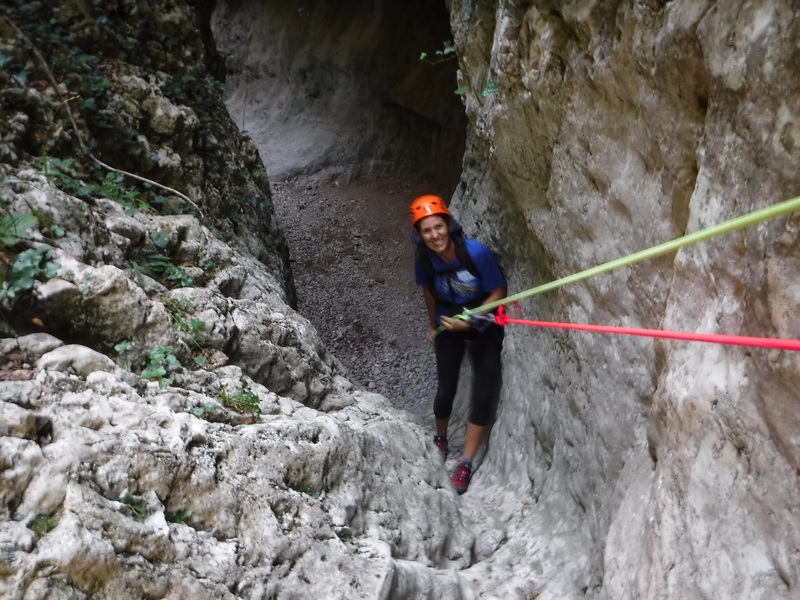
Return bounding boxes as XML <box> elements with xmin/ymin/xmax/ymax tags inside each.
<box><xmin>212</xmin><ymin>0</ymin><xmax>466</xmax><ymax>190</ymax></box>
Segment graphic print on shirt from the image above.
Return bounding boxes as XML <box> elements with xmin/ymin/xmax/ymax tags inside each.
<box><xmin>434</xmin><ymin>267</ymin><xmax>480</xmax><ymax>306</ymax></box>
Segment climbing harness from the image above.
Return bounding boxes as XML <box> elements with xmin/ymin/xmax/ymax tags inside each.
<box><xmin>438</xmin><ymin>194</ymin><xmax>800</xmax><ymax>350</ymax></box>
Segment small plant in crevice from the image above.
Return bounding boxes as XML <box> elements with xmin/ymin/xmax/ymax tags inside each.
<box><xmin>29</xmin><ymin>512</ymin><xmax>60</xmax><ymax>537</ymax></box>
<box><xmin>196</xmin><ymin>250</ymin><xmax>215</xmax><ymax>272</ymax></box>
<box><xmin>114</xmin><ymin>340</ymin><xmax>134</xmax><ymax>370</ymax></box>
<box><xmin>39</xmin><ymin>158</ymin><xmax>87</xmax><ymax>200</ymax></box>
<box><xmin>0</xmin><ymin>209</ymin><xmax>50</xmax><ymax>302</ymax></box>
<box><xmin>163</xmin><ymin>296</ymin><xmax>203</xmax><ymax>335</ymax></box>
<box><xmin>120</xmin><ymin>492</ymin><xmax>148</xmax><ymax>521</ymax></box>
<box><xmin>140</xmin><ymin>345</ymin><xmax>180</xmax><ymax>388</ymax></box>
<box><xmin>162</xmin><ymin>296</ymin><xmax>209</xmax><ymax>366</ymax></box>
<box><xmin>292</xmin><ymin>483</ymin><xmax>321</xmax><ymax>499</ymax></box>
<box><xmin>167</xmin><ymin>509</ymin><xmax>192</xmax><ymax>525</ymax></box>
<box><xmin>39</xmin><ymin>157</ymin><xmax>144</xmax><ymax>213</ymax></box>
<box><xmin>217</xmin><ymin>386</ymin><xmax>262</xmax><ymax>415</ymax></box>
<box><xmin>0</xmin><ymin>245</ymin><xmax>61</xmax><ymax>302</ymax></box>
<box><xmin>0</xmin><ymin>211</ymin><xmax>38</xmax><ymax>247</ymax></box>
<box><xmin>133</xmin><ymin>253</ymin><xmax>195</xmax><ymax>288</ymax></box>
<box><xmin>129</xmin><ymin>230</ymin><xmax>197</xmax><ymax>288</ymax></box>
<box><xmin>189</xmin><ymin>401</ymin><xmax>218</xmax><ymax>419</ymax></box>
<box><xmin>454</xmin><ymin>80</ymin><xmax>499</xmax><ymax>97</ymax></box>
<box><xmin>335</xmin><ymin>526</ymin><xmax>354</xmax><ymax>543</ymax></box>
<box><xmin>419</xmin><ymin>40</ymin><xmax>457</xmax><ymax>64</ymax></box>
<box><xmin>481</xmin><ymin>80</ymin><xmax>499</xmax><ymax>97</ymax></box>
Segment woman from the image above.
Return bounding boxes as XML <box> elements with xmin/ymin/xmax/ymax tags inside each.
<box><xmin>410</xmin><ymin>195</ymin><xmax>506</xmax><ymax>494</ymax></box>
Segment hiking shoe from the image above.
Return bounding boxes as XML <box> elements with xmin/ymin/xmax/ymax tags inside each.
<box><xmin>451</xmin><ymin>460</ymin><xmax>472</xmax><ymax>494</ymax></box>
<box><xmin>433</xmin><ymin>435</ymin><xmax>448</xmax><ymax>459</ymax></box>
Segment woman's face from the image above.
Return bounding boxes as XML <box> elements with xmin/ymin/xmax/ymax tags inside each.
<box><xmin>418</xmin><ymin>215</ymin><xmax>452</xmax><ymax>256</ymax></box>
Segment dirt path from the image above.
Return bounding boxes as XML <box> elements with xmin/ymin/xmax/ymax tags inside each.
<box><xmin>271</xmin><ymin>177</ymin><xmax>439</xmax><ymax>410</ymax></box>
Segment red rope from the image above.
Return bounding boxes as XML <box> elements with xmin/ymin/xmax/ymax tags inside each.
<box><xmin>494</xmin><ymin>306</ymin><xmax>800</xmax><ymax>352</ymax></box>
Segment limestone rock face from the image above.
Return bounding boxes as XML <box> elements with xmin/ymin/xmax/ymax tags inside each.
<box><xmin>1</xmin><ymin>334</ymin><xmax>474</xmax><ymax>600</ymax></box>
<box><xmin>0</xmin><ymin>157</ymin><xmax>487</xmax><ymax>596</ymax></box>
<box><xmin>447</xmin><ymin>1</ymin><xmax>800</xmax><ymax>598</ymax></box>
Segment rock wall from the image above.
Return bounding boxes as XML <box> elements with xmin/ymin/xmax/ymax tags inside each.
<box><xmin>447</xmin><ymin>0</ymin><xmax>800</xmax><ymax>597</ymax></box>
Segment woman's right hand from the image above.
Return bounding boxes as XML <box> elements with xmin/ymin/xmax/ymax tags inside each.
<box><xmin>427</xmin><ymin>324</ymin><xmax>436</xmax><ymax>344</ymax></box>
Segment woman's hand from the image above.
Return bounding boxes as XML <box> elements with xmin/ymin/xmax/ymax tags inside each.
<box><xmin>441</xmin><ymin>315</ymin><xmax>471</xmax><ymax>332</ymax></box>
<box><xmin>427</xmin><ymin>324</ymin><xmax>437</xmax><ymax>344</ymax></box>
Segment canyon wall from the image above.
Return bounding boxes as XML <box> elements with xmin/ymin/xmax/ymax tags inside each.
<box><xmin>447</xmin><ymin>1</ymin><xmax>800</xmax><ymax>597</ymax></box>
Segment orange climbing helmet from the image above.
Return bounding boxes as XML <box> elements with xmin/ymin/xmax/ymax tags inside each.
<box><xmin>409</xmin><ymin>194</ymin><xmax>450</xmax><ymax>226</ymax></box>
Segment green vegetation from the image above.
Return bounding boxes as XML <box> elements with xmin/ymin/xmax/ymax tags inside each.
<box><xmin>114</xmin><ymin>295</ymin><xmax>209</xmax><ymax>382</ymax></box>
<box><xmin>455</xmin><ymin>80</ymin><xmax>498</xmax><ymax>97</ymax></box>
<box><xmin>218</xmin><ymin>386</ymin><xmax>262</xmax><ymax>415</ymax></box>
<box><xmin>134</xmin><ymin>253</ymin><xmax>196</xmax><ymax>288</ymax></box>
<box><xmin>0</xmin><ymin>211</ymin><xmax>37</xmax><ymax>246</ymax></box>
<box><xmin>161</xmin><ymin>296</ymin><xmax>209</xmax><ymax>366</ymax></box>
<box><xmin>189</xmin><ymin>402</ymin><xmax>218</xmax><ymax>418</ymax></box>
<box><xmin>40</xmin><ymin>157</ymin><xmax>145</xmax><ymax>214</ymax></box>
<box><xmin>2</xmin><ymin>10</ymin><xmax>205</xmax><ymax>219</ymax></box>
<box><xmin>120</xmin><ymin>492</ymin><xmax>148</xmax><ymax>521</ymax></box>
<box><xmin>114</xmin><ymin>340</ymin><xmax>134</xmax><ymax>354</ymax></box>
<box><xmin>292</xmin><ymin>483</ymin><xmax>321</xmax><ymax>498</ymax></box>
<box><xmin>335</xmin><ymin>527</ymin><xmax>354</xmax><ymax>543</ymax></box>
<box><xmin>0</xmin><ymin>245</ymin><xmax>60</xmax><ymax>298</ymax></box>
<box><xmin>140</xmin><ymin>345</ymin><xmax>180</xmax><ymax>388</ymax></box>
<box><xmin>29</xmin><ymin>512</ymin><xmax>59</xmax><ymax>537</ymax></box>
<box><xmin>0</xmin><ymin>246</ymin><xmax>61</xmax><ymax>302</ymax></box>
<box><xmin>0</xmin><ymin>207</ymin><xmax>60</xmax><ymax>302</ymax></box>
<box><xmin>481</xmin><ymin>80</ymin><xmax>499</xmax><ymax>97</ymax></box>
<box><xmin>163</xmin><ymin>297</ymin><xmax>204</xmax><ymax>335</ymax></box>
<box><xmin>113</xmin><ymin>340</ymin><xmax>135</xmax><ymax>370</ymax></box>
<box><xmin>173</xmin><ymin>509</ymin><xmax>192</xmax><ymax>524</ymax></box>
<box><xmin>419</xmin><ymin>40</ymin><xmax>457</xmax><ymax>64</ymax></box>
<box><xmin>418</xmin><ymin>40</ymin><xmax>497</xmax><ymax>97</ymax></box>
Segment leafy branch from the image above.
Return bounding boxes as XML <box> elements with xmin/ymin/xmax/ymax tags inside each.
<box><xmin>419</xmin><ymin>41</ymin><xmax>457</xmax><ymax>64</ymax></box>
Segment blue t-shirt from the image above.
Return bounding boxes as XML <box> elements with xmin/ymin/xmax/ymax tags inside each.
<box><xmin>415</xmin><ymin>238</ymin><xmax>506</xmax><ymax>321</ymax></box>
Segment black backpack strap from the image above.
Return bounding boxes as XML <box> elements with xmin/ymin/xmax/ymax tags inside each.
<box><xmin>452</xmin><ymin>234</ymin><xmax>480</xmax><ymax>279</ymax></box>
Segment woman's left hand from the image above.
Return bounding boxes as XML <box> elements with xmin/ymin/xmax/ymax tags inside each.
<box><xmin>441</xmin><ymin>316</ymin><xmax>471</xmax><ymax>331</ymax></box>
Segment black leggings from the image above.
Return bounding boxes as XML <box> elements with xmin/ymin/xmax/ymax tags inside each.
<box><xmin>433</xmin><ymin>325</ymin><xmax>504</xmax><ymax>427</ymax></box>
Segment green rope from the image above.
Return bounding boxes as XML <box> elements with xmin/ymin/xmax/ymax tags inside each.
<box><xmin>441</xmin><ymin>194</ymin><xmax>800</xmax><ymax>331</ymax></box>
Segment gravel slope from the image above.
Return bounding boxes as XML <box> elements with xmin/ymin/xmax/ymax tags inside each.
<box><xmin>272</xmin><ymin>178</ymin><xmax>440</xmax><ymax>410</ymax></box>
